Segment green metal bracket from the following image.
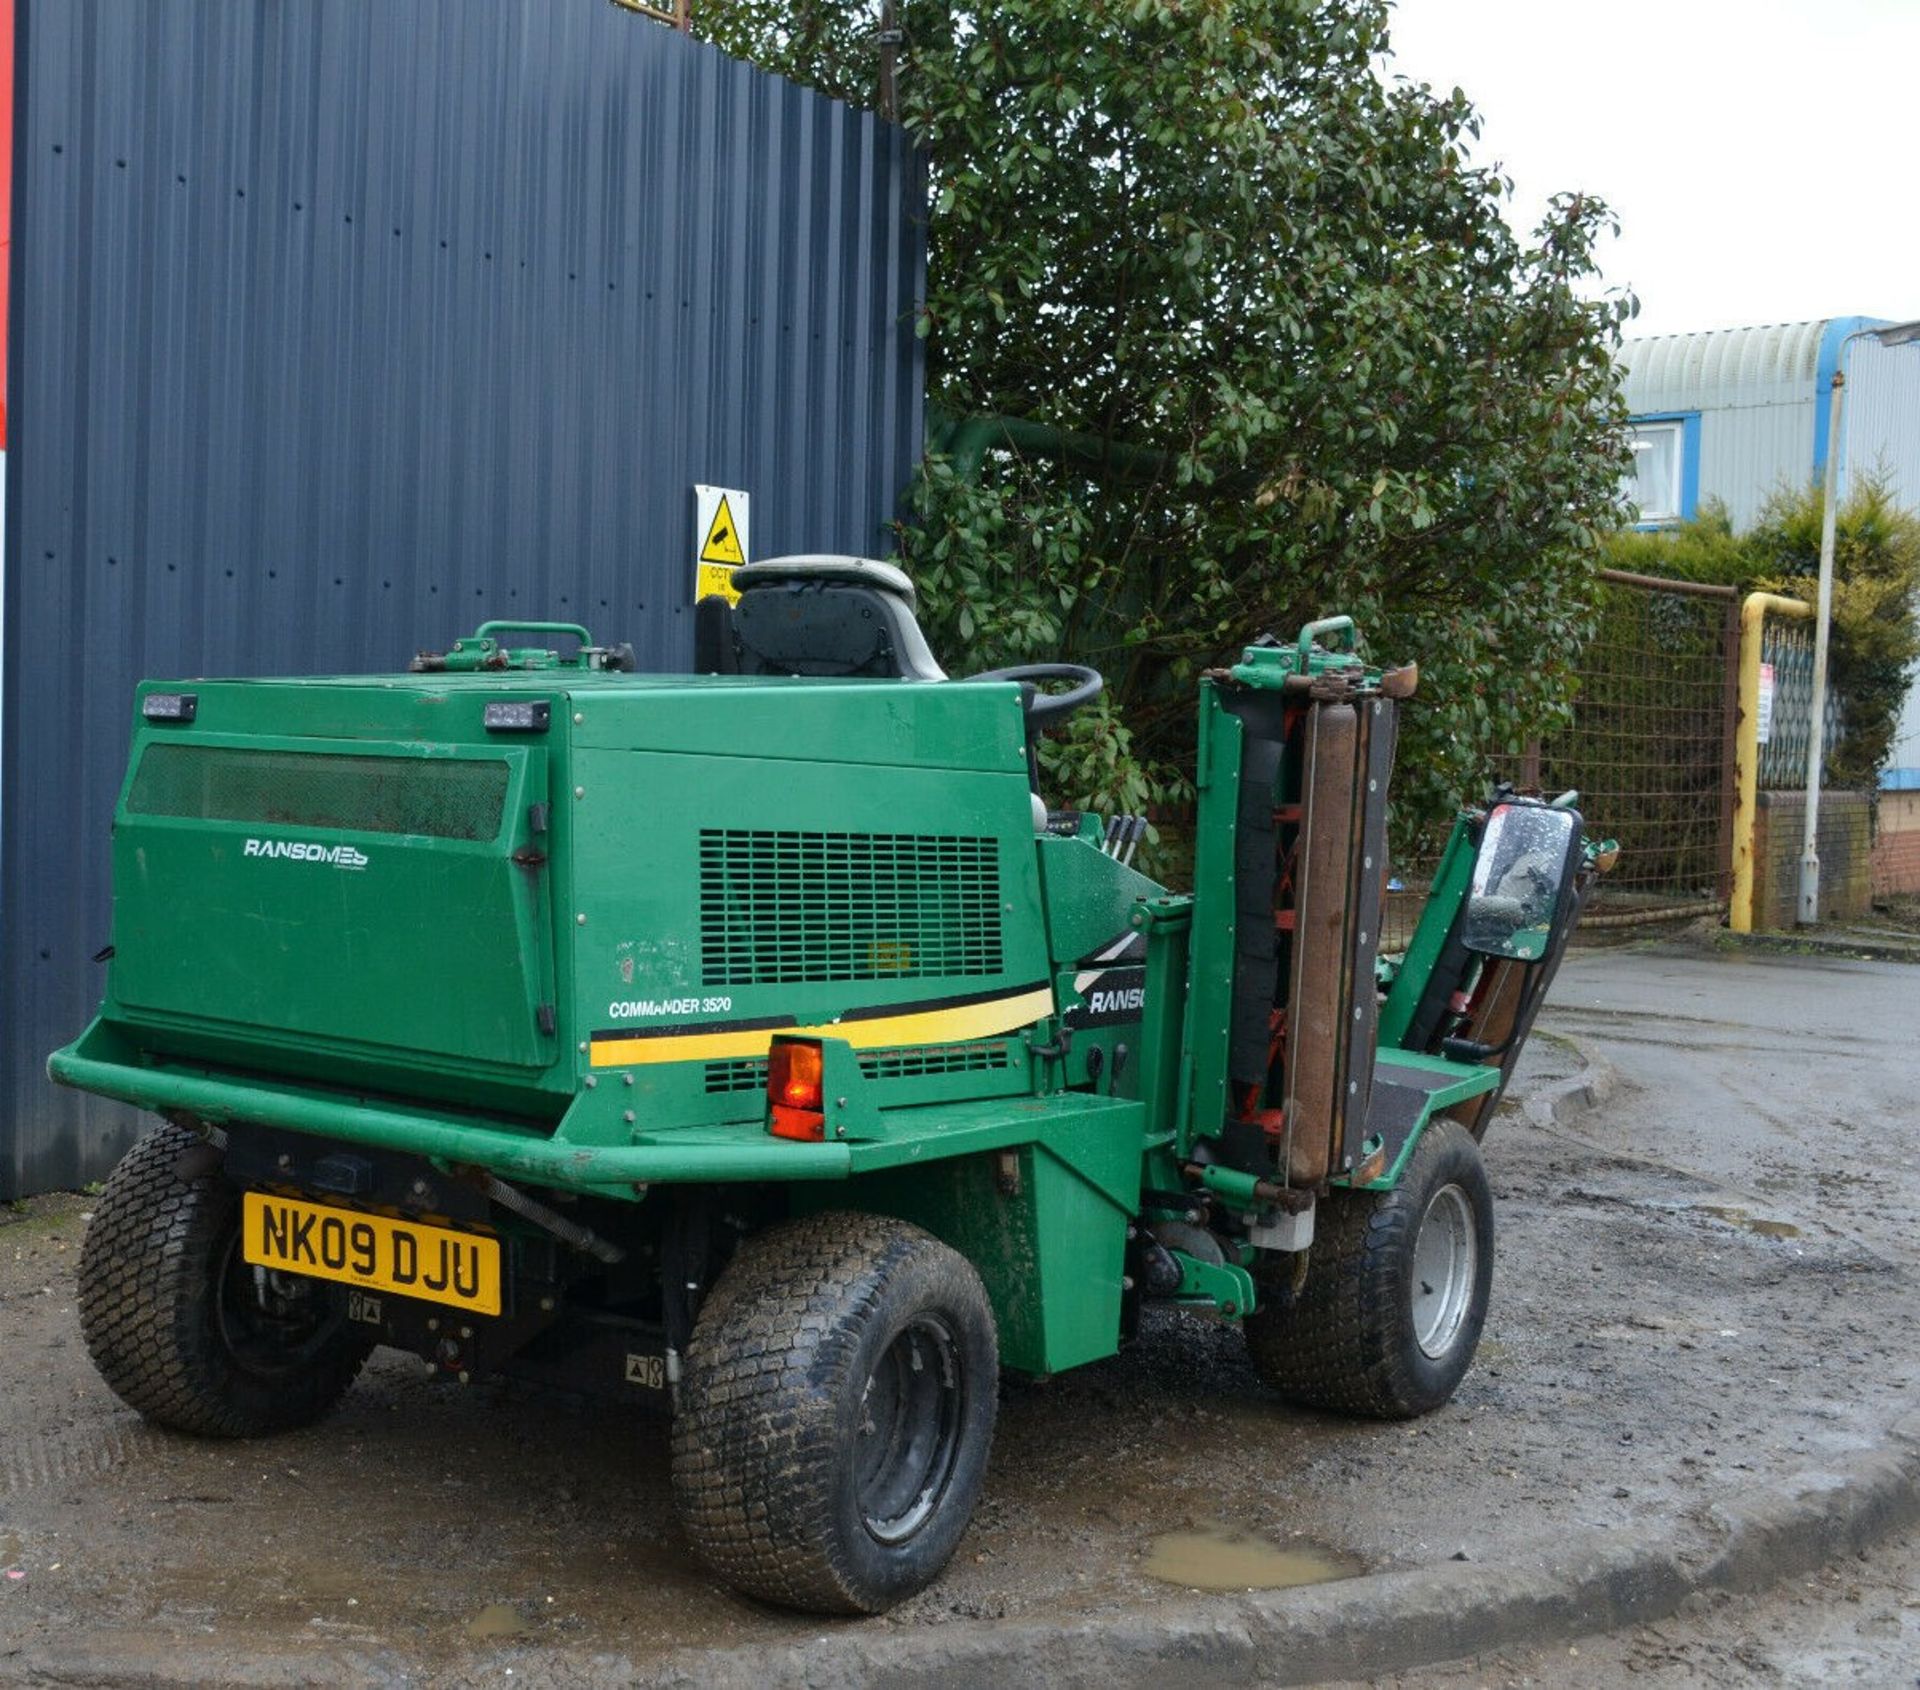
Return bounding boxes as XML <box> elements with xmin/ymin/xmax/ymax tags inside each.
<box><xmin>476</xmin><ymin>620</ymin><xmax>595</xmax><ymax>649</ymax></box>
<box><xmin>1167</xmin><ymin>1248</ymin><xmax>1257</xmax><ymax>1322</ymax></box>
<box><xmin>1192</xmin><ymin>1160</ymin><xmax>1269</xmax><ymax>1213</ymax></box>
<box><xmin>425</xmin><ymin>623</ymin><xmax>601</xmax><ymax>672</ymax></box>
<box><xmin>1227</xmin><ymin>615</ymin><xmax>1369</xmax><ymax>689</ymax></box>
<box><xmin>1296</xmin><ymin>615</ymin><xmax>1357</xmax><ymax>661</ymax></box>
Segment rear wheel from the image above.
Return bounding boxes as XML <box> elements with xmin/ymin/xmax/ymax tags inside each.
<box><xmin>78</xmin><ymin>1123</ymin><xmax>372</xmax><ymax>1437</ymax></box>
<box><xmin>1245</xmin><ymin>1119</ymin><xmax>1493</xmax><ymax>1419</ymax></box>
<box><xmin>671</xmin><ymin>1211</ymin><xmax>998</xmax><ymax>1614</ymax></box>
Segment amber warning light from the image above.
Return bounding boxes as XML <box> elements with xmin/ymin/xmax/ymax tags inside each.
<box><xmin>768</xmin><ymin>1039</ymin><xmax>825</xmax><ymax>1141</ymax></box>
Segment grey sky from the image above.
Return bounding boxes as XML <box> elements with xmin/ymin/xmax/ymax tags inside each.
<box><xmin>1381</xmin><ymin>0</ymin><xmax>1920</xmax><ymax>339</ymax></box>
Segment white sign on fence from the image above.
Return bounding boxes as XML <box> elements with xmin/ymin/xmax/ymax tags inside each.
<box><xmin>1755</xmin><ymin>661</ymin><xmax>1775</xmax><ymax>746</ymax></box>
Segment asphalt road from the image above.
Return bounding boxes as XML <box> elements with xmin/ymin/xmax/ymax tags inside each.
<box><xmin>1334</xmin><ymin>936</ymin><xmax>1920</xmax><ymax>1690</ymax></box>
<box><xmin>0</xmin><ymin>937</ymin><xmax>1914</xmax><ymax>1686</ymax></box>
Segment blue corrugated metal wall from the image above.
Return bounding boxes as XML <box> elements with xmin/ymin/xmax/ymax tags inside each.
<box><xmin>2</xmin><ymin>0</ymin><xmax>926</xmax><ymax>1195</ymax></box>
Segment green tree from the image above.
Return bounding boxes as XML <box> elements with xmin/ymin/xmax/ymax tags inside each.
<box><xmin>698</xmin><ymin>1</ymin><xmax>1632</xmax><ymax>861</ymax></box>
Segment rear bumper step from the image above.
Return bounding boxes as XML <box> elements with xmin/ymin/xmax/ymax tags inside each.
<box><xmin>49</xmin><ymin>1020</ymin><xmax>853</xmax><ymax>1194</ymax></box>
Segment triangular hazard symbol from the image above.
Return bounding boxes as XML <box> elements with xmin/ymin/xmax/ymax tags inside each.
<box><xmin>699</xmin><ymin>495</ymin><xmax>746</xmax><ymax>566</ymax></box>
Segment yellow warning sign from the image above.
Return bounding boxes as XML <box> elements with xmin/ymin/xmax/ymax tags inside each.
<box><xmin>693</xmin><ymin>484</ymin><xmax>750</xmax><ymax>604</ymax></box>
<box><xmin>700</xmin><ymin>495</ymin><xmax>745</xmax><ymax>566</ymax></box>
<box><xmin>696</xmin><ymin>561</ymin><xmax>738</xmax><ymax>601</ymax></box>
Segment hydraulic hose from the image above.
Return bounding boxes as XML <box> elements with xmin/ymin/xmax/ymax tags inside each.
<box><xmin>484</xmin><ymin>1175</ymin><xmax>627</xmax><ymax>1264</ymax></box>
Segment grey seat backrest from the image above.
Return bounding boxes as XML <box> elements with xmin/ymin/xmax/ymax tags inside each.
<box><xmin>722</xmin><ymin>555</ymin><xmax>947</xmax><ymax>681</ymax></box>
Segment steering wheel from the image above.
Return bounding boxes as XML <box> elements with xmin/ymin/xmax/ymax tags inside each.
<box><xmin>966</xmin><ymin>662</ymin><xmax>1105</xmax><ymax>729</ymax></box>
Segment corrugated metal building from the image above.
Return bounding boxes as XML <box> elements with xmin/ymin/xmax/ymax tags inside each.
<box><xmin>2</xmin><ymin>0</ymin><xmax>926</xmax><ymax>1196</ymax></box>
<box><xmin>1619</xmin><ymin>318</ymin><xmax>1920</xmax><ymax>787</ymax></box>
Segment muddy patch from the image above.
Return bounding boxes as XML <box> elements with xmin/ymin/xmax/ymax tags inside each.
<box><xmin>465</xmin><ymin>1600</ymin><xmax>531</xmax><ymax>1640</ymax></box>
<box><xmin>1142</xmin><ymin>1527</ymin><xmax>1361</xmax><ymax>1592</ymax></box>
<box><xmin>1690</xmin><ymin>1203</ymin><xmax>1802</xmax><ymax>1239</ymax></box>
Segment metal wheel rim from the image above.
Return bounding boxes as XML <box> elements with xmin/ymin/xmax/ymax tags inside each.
<box><xmin>213</xmin><ymin>1228</ymin><xmax>343</xmax><ymax>1380</ymax></box>
<box><xmin>854</xmin><ymin>1313</ymin><xmax>964</xmax><ymax>1545</ymax></box>
<box><xmin>1411</xmin><ymin>1184</ymin><xmax>1477</xmax><ymax>1360</ymax></box>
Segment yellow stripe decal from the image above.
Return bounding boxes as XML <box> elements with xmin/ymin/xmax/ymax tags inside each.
<box><xmin>589</xmin><ymin>985</ymin><xmax>1057</xmax><ymax>1069</ymax></box>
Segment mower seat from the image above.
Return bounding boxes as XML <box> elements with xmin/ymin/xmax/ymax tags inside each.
<box><xmin>700</xmin><ymin>555</ymin><xmax>946</xmax><ymax>681</ymax></box>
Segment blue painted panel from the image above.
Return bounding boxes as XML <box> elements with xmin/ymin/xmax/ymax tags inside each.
<box><xmin>2</xmin><ymin>0</ymin><xmax>927</xmax><ymax>1195</ymax></box>
<box><xmin>1812</xmin><ymin>315</ymin><xmax>1881</xmax><ymax>480</ymax></box>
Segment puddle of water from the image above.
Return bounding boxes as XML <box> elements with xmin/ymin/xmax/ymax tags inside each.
<box><xmin>1693</xmin><ymin>1204</ymin><xmax>1802</xmax><ymax>1239</ymax></box>
<box><xmin>1142</xmin><ymin>1527</ymin><xmax>1362</xmax><ymax>1592</ymax></box>
<box><xmin>465</xmin><ymin>1601</ymin><xmax>530</xmax><ymax>1641</ymax></box>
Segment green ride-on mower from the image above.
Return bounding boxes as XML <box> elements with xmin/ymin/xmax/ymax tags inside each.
<box><xmin>54</xmin><ymin>556</ymin><xmax>1606</xmax><ymax>1614</ymax></box>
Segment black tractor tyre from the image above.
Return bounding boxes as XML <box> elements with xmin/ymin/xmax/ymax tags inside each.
<box><xmin>1245</xmin><ymin>1118</ymin><xmax>1494</xmax><ymax>1420</ymax></box>
<box><xmin>671</xmin><ymin>1210</ymin><xmax>999</xmax><ymax>1615</ymax></box>
<box><xmin>78</xmin><ymin>1123</ymin><xmax>373</xmax><ymax>1437</ymax></box>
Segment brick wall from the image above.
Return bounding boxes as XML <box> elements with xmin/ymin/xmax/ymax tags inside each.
<box><xmin>1751</xmin><ymin>790</ymin><xmax>1874</xmax><ymax>929</ymax></box>
<box><xmin>1874</xmin><ymin>791</ymin><xmax>1920</xmax><ymax>897</ymax></box>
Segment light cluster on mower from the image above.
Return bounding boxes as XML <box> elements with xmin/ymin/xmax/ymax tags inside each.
<box><xmin>767</xmin><ymin>1037</ymin><xmax>826</xmax><ymax>1141</ymax></box>
<box><xmin>481</xmin><ymin>699</ymin><xmax>551</xmax><ymax>732</ymax></box>
<box><xmin>140</xmin><ymin>691</ymin><xmax>198</xmax><ymax>722</ymax></box>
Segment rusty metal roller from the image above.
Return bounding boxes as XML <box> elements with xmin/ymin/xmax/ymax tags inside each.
<box><xmin>1283</xmin><ymin>702</ymin><xmax>1360</xmax><ymax>1186</ymax></box>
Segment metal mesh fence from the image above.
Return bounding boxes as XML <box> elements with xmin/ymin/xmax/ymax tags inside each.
<box><xmin>1756</xmin><ymin>618</ymin><xmax>1845</xmax><ymax>788</ymax></box>
<box><xmin>1385</xmin><ymin>570</ymin><xmax>1739</xmax><ymax>950</ymax></box>
<box><xmin>1535</xmin><ymin>574</ymin><xmax>1738</xmax><ymax>921</ymax></box>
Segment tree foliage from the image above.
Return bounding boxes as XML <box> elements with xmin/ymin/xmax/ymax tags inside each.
<box><xmin>697</xmin><ymin>0</ymin><xmax>1632</xmax><ymax>862</ymax></box>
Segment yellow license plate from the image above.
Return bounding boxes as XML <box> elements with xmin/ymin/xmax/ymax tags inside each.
<box><xmin>241</xmin><ymin>1192</ymin><xmax>502</xmax><ymax>1316</ymax></box>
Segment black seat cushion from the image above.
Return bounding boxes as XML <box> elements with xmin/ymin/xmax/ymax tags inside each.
<box><xmin>728</xmin><ymin>581</ymin><xmax>946</xmax><ymax>680</ymax></box>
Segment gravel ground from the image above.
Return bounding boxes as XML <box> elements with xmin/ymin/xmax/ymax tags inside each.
<box><xmin>0</xmin><ymin>943</ymin><xmax>1914</xmax><ymax>1685</ymax></box>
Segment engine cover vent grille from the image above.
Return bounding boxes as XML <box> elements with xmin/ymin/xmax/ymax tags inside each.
<box><xmin>703</xmin><ymin>1040</ymin><xmax>1012</xmax><ymax>1095</ymax></box>
<box><xmin>859</xmin><ymin>1042</ymin><xmax>1012</xmax><ymax>1082</ymax></box>
<box><xmin>705</xmin><ymin>1058</ymin><xmax>768</xmax><ymax>1095</ymax></box>
<box><xmin>699</xmin><ymin>829</ymin><xmax>1003</xmax><ymax>986</ymax></box>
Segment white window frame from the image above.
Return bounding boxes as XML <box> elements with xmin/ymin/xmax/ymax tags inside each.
<box><xmin>1626</xmin><ymin>420</ymin><xmax>1686</xmax><ymax>525</ymax></box>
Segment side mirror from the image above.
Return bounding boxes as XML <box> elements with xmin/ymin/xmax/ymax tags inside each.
<box><xmin>1460</xmin><ymin>803</ymin><xmax>1581</xmax><ymax>962</ymax></box>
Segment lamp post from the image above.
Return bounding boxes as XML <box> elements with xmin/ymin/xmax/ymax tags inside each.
<box><xmin>1797</xmin><ymin>317</ymin><xmax>1920</xmax><ymax>925</ymax></box>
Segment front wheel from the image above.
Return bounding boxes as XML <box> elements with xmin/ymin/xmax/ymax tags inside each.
<box><xmin>1245</xmin><ymin>1119</ymin><xmax>1493</xmax><ymax>1419</ymax></box>
<box><xmin>671</xmin><ymin>1211</ymin><xmax>999</xmax><ymax>1614</ymax></box>
<box><xmin>78</xmin><ymin>1123</ymin><xmax>372</xmax><ymax>1437</ymax></box>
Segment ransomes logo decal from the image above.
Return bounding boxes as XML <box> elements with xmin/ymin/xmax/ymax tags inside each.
<box><xmin>1065</xmin><ymin>966</ymin><xmax>1147</xmax><ymax>1029</ymax></box>
<box><xmin>242</xmin><ymin>837</ymin><xmax>370</xmax><ymax>870</ymax></box>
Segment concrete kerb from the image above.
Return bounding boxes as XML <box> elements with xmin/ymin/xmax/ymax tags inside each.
<box><xmin>1518</xmin><ymin>1029</ymin><xmax>1620</xmax><ymax>1134</ymax></box>
<box><xmin>1721</xmin><ymin>928</ymin><xmax>1920</xmax><ymax>967</ymax></box>
<box><xmin>644</xmin><ymin>1411</ymin><xmax>1920</xmax><ymax>1690</ymax></box>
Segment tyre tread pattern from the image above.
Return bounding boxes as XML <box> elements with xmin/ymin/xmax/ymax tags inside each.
<box><xmin>671</xmin><ymin>1210</ymin><xmax>995</xmax><ymax>1614</ymax></box>
<box><xmin>1246</xmin><ymin>1119</ymin><xmax>1489</xmax><ymax>1420</ymax></box>
<box><xmin>78</xmin><ymin>1123</ymin><xmax>370</xmax><ymax>1438</ymax></box>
